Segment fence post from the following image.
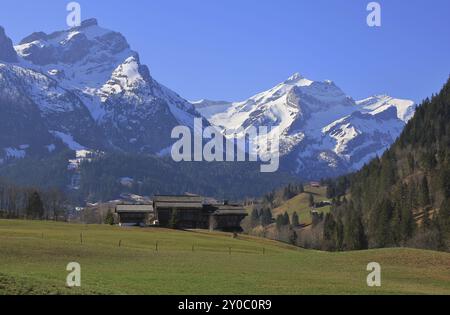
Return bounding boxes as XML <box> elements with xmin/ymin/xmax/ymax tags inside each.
<box><xmin>80</xmin><ymin>233</ymin><xmax>83</xmax><ymax>244</ymax></box>
<box><xmin>119</xmin><ymin>240</ymin><xmax>122</xmax><ymax>247</ymax></box>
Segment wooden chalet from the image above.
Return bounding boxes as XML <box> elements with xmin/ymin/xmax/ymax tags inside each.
<box><xmin>116</xmin><ymin>204</ymin><xmax>154</xmax><ymax>227</ymax></box>
<box><xmin>207</xmin><ymin>203</ymin><xmax>249</xmax><ymax>231</ymax></box>
<box><xmin>153</xmin><ymin>195</ymin><xmax>206</xmax><ymax>229</ymax></box>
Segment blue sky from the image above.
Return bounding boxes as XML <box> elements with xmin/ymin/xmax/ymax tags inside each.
<box><xmin>0</xmin><ymin>0</ymin><xmax>449</xmax><ymax>103</ymax></box>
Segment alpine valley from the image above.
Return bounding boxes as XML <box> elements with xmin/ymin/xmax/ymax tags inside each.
<box><xmin>0</xmin><ymin>19</ymin><xmax>416</xmax><ymax>200</ymax></box>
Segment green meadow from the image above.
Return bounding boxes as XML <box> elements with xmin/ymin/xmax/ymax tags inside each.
<box><xmin>0</xmin><ymin>219</ymin><xmax>449</xmax><ymax>295</ymax></box>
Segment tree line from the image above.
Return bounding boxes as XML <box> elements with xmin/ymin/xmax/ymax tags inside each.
<box><xmin>0</xmin><ymin>178</ymin><xmax>68</xmax><ymax>220</ymax></box>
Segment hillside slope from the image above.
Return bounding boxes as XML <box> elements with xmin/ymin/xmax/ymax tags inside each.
<box><xmin>0</xmin><ymin>220</ymin><xmax>449</xmax><ymax>295</ymax></box>
<box><xmin>324</xmin><ymin>78</ymin><xmax>450</xmax><ymax>251</ymax></box>
<box><xmin>272</xmin><ymin>185</ymin><xmax>331</xmax><ymax>225</ymax></box>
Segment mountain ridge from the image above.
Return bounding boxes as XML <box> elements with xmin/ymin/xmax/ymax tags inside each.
<box><xmin>193</xmin><ymin>73</ymin><xmax>415</xmax><ymax>178</ymax></box>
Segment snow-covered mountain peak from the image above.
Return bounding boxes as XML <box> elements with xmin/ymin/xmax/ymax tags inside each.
<box><xmin>193</xmin><ymin>74</ymin><xmax>415</xmax><ymax>178</ymax></box>
<box><xmin>15</xmin><ymin>18</ymin><xmax>130</xmax><ymax>68</ymax></box>
<box><xmin>258</xmin><ymin>74</ymin><xmax>353</xmax><ymax>112</ymax></box>
<box><xmin>101</xmin><ymin>56</ymin><xmax>150</xmax><ymax>96</ymax></box>
<box><xmin>284</xmin><ymin>72</ymin><xmax>313</xmax><ymax>86</ymax></box>
<box><xmin>0</xmin><ymin>20</ymin><xmax>205</xmax><ymax>158</ymax></box>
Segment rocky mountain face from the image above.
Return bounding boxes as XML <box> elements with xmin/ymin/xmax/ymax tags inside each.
<box><xmin>0</xmin><ymin>26</ymin><xmax>17</xmax><ymax>62</ymax></box>
<box><xmin>193</xmin><ymin>74</ymin><xmax>415</xmax><ymax>179</ymax></box>
<box><xmin>0</xmin><ymin>19</ymin><xmax>202</xmax><ymax>164</ymax></box>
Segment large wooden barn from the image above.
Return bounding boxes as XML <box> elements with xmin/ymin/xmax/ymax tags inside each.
<box><xmin>207</xmin><ymin>204</ymin><xmax>249</xmax><ymax>231</ymax></box>
<box><xmin>115</xmin><ymin>204</ymin><xmax>154</xmax><ymax>227</ymax></box>
<box><xmin>116</xmin><ymin>195</ymin><xmax>247</xmax><ymax>231</ymax></box>
<box><xmin>153</xmin><ymin>195</ymin><xmax>206</xmax><ymax>228</ymax></box>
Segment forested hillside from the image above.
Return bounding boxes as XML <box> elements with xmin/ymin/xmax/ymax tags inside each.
<box><xmin>79</xmin><ymin>154</ymin><xmax>294</xmax><ymax>201</ymax></box>
<box><xmin>0</xmin><ymin>151</ymin><xmax>295</xmax><ymax>203</ymax></box>
<box><xmin>324</xmin><ymin>78</ymin><xmax>450</xmax><ymax>251</ymax></box>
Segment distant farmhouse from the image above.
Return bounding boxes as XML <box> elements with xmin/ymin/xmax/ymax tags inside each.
<box><xmin>116</xmin><ymin>195</ymin><xmax>247</xmax><ymax>231</ymax></box>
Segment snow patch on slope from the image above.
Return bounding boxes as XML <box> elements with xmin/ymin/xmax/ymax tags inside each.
<box><xmin>50</xmin><ymin>131</ymin><xmax>86</xmax><ymax>151</ymax></box>
<box><xmin>4</xmin><ymin>147</ymin><xmax>27</xmax><ymax>159</ymax></box>
<box><xmin>358</xmin><ymin>95</ymin><xmax>415</xmax><ymax>122</ymax></box>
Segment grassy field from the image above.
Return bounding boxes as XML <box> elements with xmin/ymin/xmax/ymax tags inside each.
<box><xmin>0</xmin><ymin>219</ymin><xmax>449</xmax><ymax>295</ymax></box>
<box><xmin>273</xmin><ymin>186</ymin><xmax>332</xmax><ymax>225</ymax></box>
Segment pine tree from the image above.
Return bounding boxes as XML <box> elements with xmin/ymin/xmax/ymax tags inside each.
<box><xmin>438</xmin><ymin>199</ymin><xmax>450</xmax><ymax>232</ymax></box>
<box><xmin>355</xmin><ymin>210</ymin><xmax>368</xmax><ymax>249</ymax></box>
<box><xmin>250</xmin><ymin>208</ymin><xmax>261</xmax><ymax>227</ymax></box>
<box><xmin>260</xmin><ymin>208</ymin><xmax>273</xmax><ymax>226</ymax></box>
<box><xmin>26</xmin><ymin>191</ymin><xmax>44</xmax><ymax>219</ymax></box>
<box><xmin>400</xmin><ymin>205</ymin><xmax>415</xmax><ymax>242</ymax></box>
<box><xmin>422</xmin><ymin>207</ymin><xmax>431</xmax><ymax>230</ymax></box>
<box><xmin>309</xmin><ymin>193</ymin><xmax>315</xmax><ymax>207</ymax></box>
<box><xmin>323</xmin><ymin>213</ymin><xmax>337</xmax><ymax>250</ymax></box>
<box><xmin>323</xmin><ymin>212</ymin><xmax>344</xmax><ymax>251</ymax></box>
<box><xmin>275</xmin><ymin>214</ymin><xmax>285</xmax><ymax>230</ymax></box>
<box><xmin>335</xmin><ymin>217</ymin><xmax>344</xmax><ymax>250</ymax></box>
<box><xmin>298</xmin><ymin>183</ymin><xmax>305</xmax><ymax>194</ymax></box>
<box><xmin>343</xmin><ymin>207</ymin><xmax>367</xmax><ymax>250</ymax></box>
<box><xmin>283</xmin><ymin>212</ymin><xmax>290</xmax><ymax>226</ymax></box>
<box><xmin>390</xmin><ymin>205</ymin><xmax>402</xmax><ymax>245</ymax></box>
<box><xmin>420</xmin><ymin>177</ymin><xmax>431</xmax><ymax>206</ymax></box>
<box><xmin>169</xmin><ymin>209</ymin><xmax>179</xmax><ymax>229</ymax></box>
<box><xmin>104</xmin><ymin>209</ymin><xmax>115</xmax><ymax>225</ymax></box>
<box><xmin>441</xmin><ymin>169</ymin><xmax>450</xmax><ymax>199</ymax></box>
<box><xmin>326</xmin><ymin>182</ymin><xmax>336</xmax><ymax>199</ymax></box>
<box><xmin>292</xmin><ymin>212</ymin><xmax>300</xmax><ymax>227</ymax></box>
<box><xmin>372</xmin><ymin>199</ymin><xmax>394</xmax><ymax>247</ymax></box>
<box><xmin>289</xmin><ymin>228</ymin><xmax>298</xmax><ymax>245</ymax></box>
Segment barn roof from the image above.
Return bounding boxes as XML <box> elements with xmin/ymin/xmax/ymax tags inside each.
<box><xmin>116</xmin><ymin>204</ymin><xmax>154</xmax><ymax>213</ymax></box>
<box><xmin>153</xmin><ymin>195</ymin><xmax>203</xmax><ymax>202</ymax></box>
<box><xmin>153</xmin><ymin>195</ymin><xmax>204</xmax><ymax>209</ymax></box>
<box><xmin>212</xmin><ymin>205</ymin><xmax>247</xmax><ymax>216</ymax></box>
